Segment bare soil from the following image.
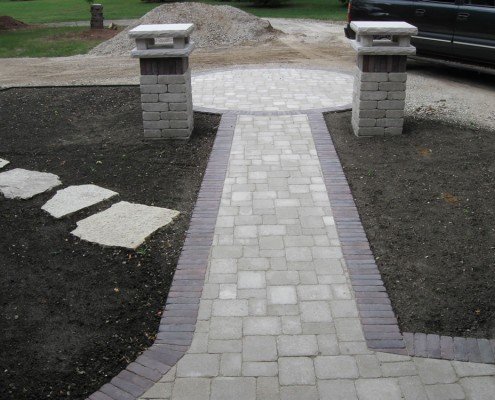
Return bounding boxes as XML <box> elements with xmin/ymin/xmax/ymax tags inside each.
<box><xmin>0</xmin><ymin>16</ymin><xmax>29</xmax><ymax>31</ymax></box>
<box><xmin>0</xmin><ymin>86</ymin><xmax>220</xmax><ymax>400</ymax></box>
<box><xmin>64</xmin><ymin>28</ymin><xmax>120</xmax><ymax>40</ymax></box>
<box><xmin>325</xmin><ymin>111</ymin><xmax>495</xmax><ymax>339</ymax></box>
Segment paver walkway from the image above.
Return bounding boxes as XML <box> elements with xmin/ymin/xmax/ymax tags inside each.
<box><xmin>129</xmin><ymin>68</ymin><xmax>495</xmax><ymax>400</ymax></box>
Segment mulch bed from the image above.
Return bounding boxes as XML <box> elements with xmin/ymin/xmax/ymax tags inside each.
<box><xmin>324</xmin><ymin>111</ymin><xmax>495</xmax><ymax>339</ymax></box>
<box><xmin>0</xmin><ymin>86</ymin><xmax>220</xmax><ymax>400</ymax></box>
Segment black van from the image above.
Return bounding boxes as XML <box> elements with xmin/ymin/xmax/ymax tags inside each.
<box><xmin>344</xmin><ymin>0</ymin><xmax>495</xmax><ymax>66</ymax></box>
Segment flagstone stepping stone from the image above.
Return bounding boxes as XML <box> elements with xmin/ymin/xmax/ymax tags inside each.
<box><xmin>41</xmin><ymin>184</ymin><xmax>118</xmax><ymax>218</ymax></box>
<box><xmin>71</xmin><ymin>201</ymin><xmax>180</xmax><ymax>249</ymax></box>
<box><xmin>0</xmin><ymin>158</ymin><xmax>9</xmax><ymax>169</ymax></box>
<box><xmin>0</xmin><ymin>168</ymin><xmax>61</xmax><ymax>199</ymax></box>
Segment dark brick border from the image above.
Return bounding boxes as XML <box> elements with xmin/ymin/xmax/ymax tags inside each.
<box><xmin>308</xmin><ymin>111</ymin><xmax>495</xmax><ymax>364</ymax></box>
<box><xmin>87</xmin><ymin>113</ymin><xmax>237</xmax><ymax>400</ymax></box>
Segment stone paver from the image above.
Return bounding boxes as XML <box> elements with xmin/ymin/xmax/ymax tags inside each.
<box><xmin>41</xmin><ymin>184</ymin><xmax>118</xmax><ymax>218</ymax></box>
<box><xmin>136</xmin><ymin>113</ymin><xmax>494</xmax><ymax>400</ymax></box>
<box><xmin>0</xmin><ymin>168</ymin><xmax>61</xmax><ymax>199</ymax></box>
<box><xmin>192</xmin><ymin>68</ymin><xmax>353</xmax><ymax>112</ymax></box>
<box><xmin>0</xmin><ymin>158</ymin><xmax>9</xmax><ymax>169</ymax></box>
<box><xmin>71</xmin><ymin>200</ymin><xmax>179</xmax><ymax>249</ymax></box>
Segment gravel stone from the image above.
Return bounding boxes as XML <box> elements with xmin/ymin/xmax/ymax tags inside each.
<box><xmin>89</xmin><ymin>2</ymin><xmax>278</xmax><ymax>56</ymax></box>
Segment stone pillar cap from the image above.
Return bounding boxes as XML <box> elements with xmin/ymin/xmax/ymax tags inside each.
<box><xmin>350</xmin><ymin>21</ymin><xmax>418</xmax><ymax>36</ymax></box>
<box><xmin>131</xmin><ymin>42</ymin><xmax>195</xmax><ymax>58</ymax></box>
<box><xmin>128</xmin><ymin>23</ymin><xmax>195</xmax><ymax>39</ymax></box>
<box><xmin>350</xmin><ymin>40</ymin><xmax>416</xmax><ymax>55</ymax></box>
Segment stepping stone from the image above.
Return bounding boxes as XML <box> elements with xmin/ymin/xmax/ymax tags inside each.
<box><xmin>0</xmin><ymin>158</ymin><xmax>9</xmax><ymax>169</ymax></box>
<box><xmin>42</xmin><ymin>184</ymin><xmax>118</xmax><ymax>218</ymax></box>
<box><xmin>0</xmin><ymin>168</ymin><xmax>61</xmax><ymax>199</ymax></box>
<box><xmin>71</xmin><ymin>201</ymin><xmax>179</xmax><ymax>249</ymax></box>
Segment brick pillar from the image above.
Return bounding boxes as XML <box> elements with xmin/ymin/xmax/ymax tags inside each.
<box><xmin>348</xmin><ymin>21</ymin><xmax>418</xmax><ymax>137</ymax></box>
<box><xmin>90</xmin><ymin>4</ymin><xmax>104</xmax><ymax>30</ymax></box>
<box><xmin>129</xmin><ymin>24</ymin><xmax>195</xmax><ymax>140</ymax></box>
<box><xmin>352</xmin><ymin>55</ymin><xmax>407</xmax><ymax>136</ymax></box>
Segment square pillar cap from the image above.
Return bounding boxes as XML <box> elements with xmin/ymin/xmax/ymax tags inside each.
<box><xmin>350</xmin><ymin>21</ymin><xmax>418</xmax><ymax>36</ymax></box>
<box><xmin>131</xmin><ymin>42</ymin><xmax>195</xmax><ymax>58</ymax></box>
<box><xmin>128</xmin><ymin>23</ymin><xmax>195</xmax><ymax>39</ymax></box>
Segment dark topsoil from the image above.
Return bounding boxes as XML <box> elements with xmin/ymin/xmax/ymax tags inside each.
<box><xmin>0</xmin><ymin>16</ymin><xmax>28</xmax><ymax>31</ymax></box>
<box><xmin>0</xmin><ymin>86</ymin><xmax>220</xmax><ymax>400</ymax></box>
<box><xmin>324</xmin><ymin>111</ymin><xmax>495</xmax><ymax>339</ymax></box>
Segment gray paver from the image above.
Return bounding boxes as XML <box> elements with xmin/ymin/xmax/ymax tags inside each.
<box><xmin>176</xmin><ymin>354</ymin><xmax>219</xmax><ymax>378</ymax></box>
<box><xmin>355</xmin><ymin>378</ymin><xmax>403</xmax><ymax>400</ymax></box>
<box><xmin>277</xmin><ymin>335</ymin><xmax>318</xmax><ymax>356</ymax></box>
<box><xmin>281</xmin><ymin>386</ymin><xmax>319</xmax><ymax>400</ymax></box>
<box><xmin>243</xmin><ymin>316</ymin><xmax>282</xmax><ymax>335</ymax></box>
<box><xmin>220</xmin><ymin>353</ymin><xmax>242</xmax><ymax>376</ymax></box>
<box><xmin>318</xmin><ymin>379</ymin><xmax>358</xmax><ymax>400</ymax></box>
<box><xmin>279</xmin><ymin>357</ymin><xmax>316</xmax><ymax>385</ymax></box>
<box><xmin>414</xmin><ymin>358</ymin><xmax>458</xmax><ymax>384</ymax></box>
<box><xmin>424</xmin><ymin>383</ymin><xmax>465</xmax><ymax>400</ymax></box>
<box><xmin>256</xmin><ymin>377</ymin><xmax>280</xmax><ymax>400</ymax></box>
<box><xmin>267</xmin><ymin>286</ymin><xmax>297</xmax><ymax>305</ymax></box>
<box><xmin>243</xmin><ymin>336</ymin><xmax>277</xmax><ymax>362</ymax></box>
<box><xmin>243</xmin><ymin>362</ymin><xmax>278</xmax><ymax>377</ymax></box>
<box><xmin>172</xmin><ymin>378</ymin><xmax>210</xmax><ymax>400</ymax></box>
<box><xmin>460</xmin><ymin>376</ymin><xmax>495</xmax><ymax>400</ymax></box>
<box><xmin>315</xmin><ymin>356</ymin><xmax>359</xmax><ymax>379</ymax></box>
<box><xmin>211</xmin><ymin>377</ymin><xmax>256</xmax><ymax>400</ymax></box>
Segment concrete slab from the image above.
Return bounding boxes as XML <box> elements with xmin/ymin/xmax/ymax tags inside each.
<box><xmin>71</xmin><ymin>201</ymin><xmax>179</xmax><ymax>249</ymax></box>
<box><xmin>41</xmin><ymin>184</ymin><xmax>118</xmax><ymax>218</ymax></box>
<box><xmin>0</xmin><ymin>168</ymin><xmax>61</xmax><ymax>199</ymax></box>
<box><xmin>0</xmin><ymin>158</ymin><xmax>9</xmax><ymax>169</ymax></box>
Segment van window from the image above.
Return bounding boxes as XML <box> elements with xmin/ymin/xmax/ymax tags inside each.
<box><xmin>468</xmin><ymin>0</ymin><xmax>495</xmax><ymax>5</ymax></box>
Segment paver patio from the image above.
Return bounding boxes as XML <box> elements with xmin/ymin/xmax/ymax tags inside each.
<box><xmin>87</xmin><ymin>68</ymin><xmax>494</xmax><ymax>400</ymax></box>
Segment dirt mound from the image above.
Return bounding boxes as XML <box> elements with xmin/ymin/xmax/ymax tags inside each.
<box><xmin>0</xmin><ymin>16</ymin><xmax>28</xmax><ymax>31</ymax></box>
<box><xmin>89</xmin><ymin>2</ymin><xmax>279</xmax><ymax>56</ymax></box>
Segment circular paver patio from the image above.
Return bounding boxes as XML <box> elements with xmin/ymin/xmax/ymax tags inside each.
<box><xmin>192</xmin><ymin>67</ymin><xmax>353</xmax><ymax>113</ymax></box>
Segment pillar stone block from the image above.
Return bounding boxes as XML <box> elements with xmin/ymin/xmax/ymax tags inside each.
<box><xmin>348</xmin><ymin>21</ymin><xmax>418</xmax><ymax>137</ymax></box>
<box><xmin>129</xmin><ymin>24</ymin><xmax>195</xmax><ymax>140</ymax></box>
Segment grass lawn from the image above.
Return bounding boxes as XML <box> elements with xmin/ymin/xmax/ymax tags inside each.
<box><xmin>0</xmin><ymin>0</ymin><xmax>158</xmax><ymax>23</ymax></box>
<box><xmin>0</xmin><ymin>27</ymin><xmax>114</xmax><ymax>58</ymax></box>
<box><xmin>0</xmin><ymin>0</ymin><xmax>347</xmax><ymax>24</ymax></box>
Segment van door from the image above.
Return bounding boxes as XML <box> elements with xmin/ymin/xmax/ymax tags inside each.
<box><xmin>452</xmin><ymin>0</ymin><xmax>495</xmax><ymax>64</ymax></box>
<box><xmin>411</xmin><ymin>0</ymin><xmax>459</xmax><ymax>57</ymax></box>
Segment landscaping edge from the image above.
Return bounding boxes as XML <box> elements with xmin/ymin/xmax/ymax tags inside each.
<box><xmin>311</xmin><ymin>111</ymin><xmax>495</xmax><ymax>364</ymax></box>
<box><xmin>86</xmin><ymin>113</ymin><xmax>236</xmax><ymax>400</ymax></box>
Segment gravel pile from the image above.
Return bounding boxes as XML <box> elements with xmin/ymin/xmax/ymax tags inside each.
<box><xmin>89</xmin><ymin>2</ymin><xmax>278</xmax><ymax>56</ymax></box>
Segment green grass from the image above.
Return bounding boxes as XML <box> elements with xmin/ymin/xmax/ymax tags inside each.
<box><xmin>0</xmin><ymin>27</ymin><xmax>109</xmax><ymax>57</ymax></box>
<box><xmin>0</xmin><ymin>0</ymin><xmax>158</xmax><ymax>24</ymax></box>
<box><xmin>0</xmin><ymin>0</ymin><xmax>347</xmax><ymax>24</ymax></box>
